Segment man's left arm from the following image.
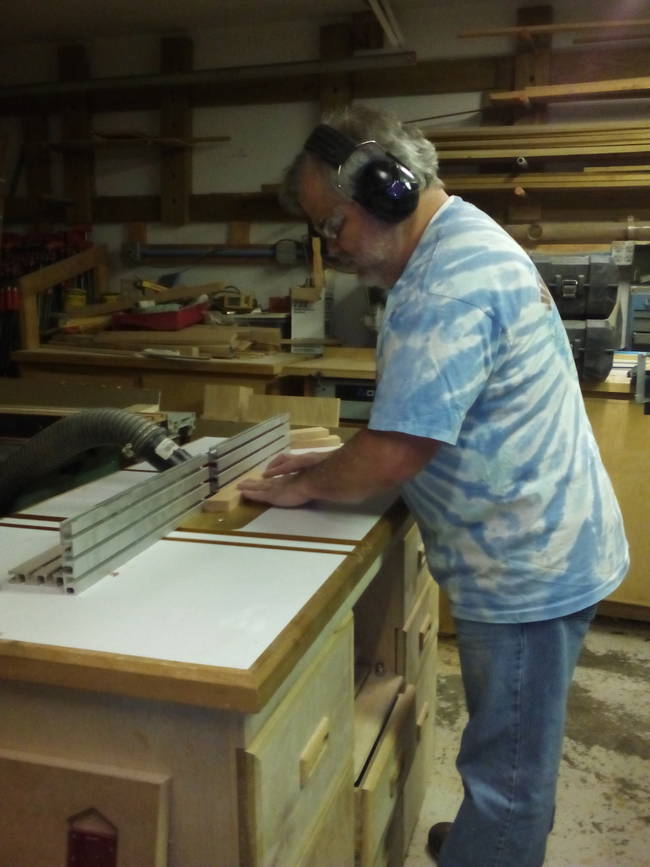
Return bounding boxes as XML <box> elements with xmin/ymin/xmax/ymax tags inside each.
<box><xmin>238</xmin><ymin>428</ymin><xmax>440</xmax><ymax>507</ymax></box>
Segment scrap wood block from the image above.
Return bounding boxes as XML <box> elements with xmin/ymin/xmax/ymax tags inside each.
<box><xmin>202</xmin><ymin>466</ymin><xmax>265</xmax><ymax>512</ymax></box>
<box><xmin>289</xmin><ymin>426</ymin><xmax>330</xmax><ymax>444</ymax></box>
<box><xmin>291</xmin><ymin>434</ymin><xmax>341</xmax><ymax>449</ymax></box>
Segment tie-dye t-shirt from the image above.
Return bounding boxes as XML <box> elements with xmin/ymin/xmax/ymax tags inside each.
<box><xmin>369</xmin><ymin>196</ymin><xmax>628</xmax><ymax>623</ymax></box>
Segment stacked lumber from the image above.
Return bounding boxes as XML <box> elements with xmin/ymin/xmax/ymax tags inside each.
<box><xmin>426</xmin><ymin>120</ymin><xmax>650</xmax><ymax>196</ymax></box>
<box><xmin>52</xmin><ymin>323</ymin><xmax>282</xmax><ymax>359</ymax></box>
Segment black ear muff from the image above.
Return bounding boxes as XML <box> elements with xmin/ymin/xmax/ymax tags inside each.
<box><xmin>354</xmin><ymin>157</ymin><xmax>419</xmax><ymax>223</ymax></box>
<box><xmin>303</xmin><ymin>123</ymin><xmax>419</xmax><ymax>224</ymax></box>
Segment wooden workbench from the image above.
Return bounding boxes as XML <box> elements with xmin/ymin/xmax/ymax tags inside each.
<box><xmin>13</xmin><ymin>346</ymin><xmax>295</xmax><ymax>412</ymax></box>
<box><xmin>0</xmin><ymin>436</ymin><xmax>438</xmax><ymax>866</ymax></box>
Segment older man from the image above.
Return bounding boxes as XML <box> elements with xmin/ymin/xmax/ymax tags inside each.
<box><xmin>239</xmin><ymin>105</ymin><xmax>628</xmax><ymax>866</ymax></box>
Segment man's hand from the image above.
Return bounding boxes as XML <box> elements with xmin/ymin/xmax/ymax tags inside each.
<box><xmin>237</xmin><ymin>474</ymin><xmax>312</xmax><ymax>507</ymax></box>
<box><xmin>239</xmin><ymin>428</ymin><xmax>440</xmax><ymax>508</ymax></box>
<box><xmin>264</xmin><ymin>450</ymin><xmax>332</xmax><ymax>478</ymax></box>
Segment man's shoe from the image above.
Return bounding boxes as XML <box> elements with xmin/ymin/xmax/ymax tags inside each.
<box><xmin>427</xmin><ymin>822</ymin><xmax>452</xmax><ymax>862</ymax></box>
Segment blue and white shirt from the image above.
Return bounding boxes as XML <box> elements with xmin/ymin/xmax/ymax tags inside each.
<box><xmin>369</xmin><ymin>196</ymin><xmax>628</xmax><ymax>623</ymax></box>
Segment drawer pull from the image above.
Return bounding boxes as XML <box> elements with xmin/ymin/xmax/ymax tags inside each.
<box><xmin>299</xmin><ymin>715</ymin><xmax>330</xmax><ymax>788</ymax></box>
<box><xmin>418</xmin><ymin>613</ymin><xmax>433</xmax><ymax>654</ymax></box>
<box><xmin>417</xmin><ymin>546</ymin><xmax>426</xmax><ymax>571</ymax></box>
<box><xmin>416</xmin><ymin>700</ymin><xmax>430</xmax><ymax>743</ymax></box>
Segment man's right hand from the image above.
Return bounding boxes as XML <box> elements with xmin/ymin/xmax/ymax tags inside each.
<box><xmin>263</xmin><ymin>450</ymin><xmax>333</xmax><ymax>478</ymax></box>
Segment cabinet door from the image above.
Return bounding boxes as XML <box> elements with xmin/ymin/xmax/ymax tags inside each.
<box><xmin>238</xmin><ymin>615</ymin><xmax>354</xmax><ymax>867</ymax></box>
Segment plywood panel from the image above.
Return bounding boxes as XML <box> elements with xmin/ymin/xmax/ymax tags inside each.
<box><xmin>0</xmin><ymin>748</ymin><xmax>168</xmax><ymax>867</ymax></box>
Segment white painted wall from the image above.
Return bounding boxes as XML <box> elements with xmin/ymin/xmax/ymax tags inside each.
<box><xmin>1</xmin><ymin>0</ymin><xmax>648</xmax><ymax>345</ymax></box>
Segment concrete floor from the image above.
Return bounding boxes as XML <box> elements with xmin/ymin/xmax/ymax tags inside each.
<box><xmin>405</xmin><ymin>617</ymin><xmax>650</xmax><ymax>867</ymax></box>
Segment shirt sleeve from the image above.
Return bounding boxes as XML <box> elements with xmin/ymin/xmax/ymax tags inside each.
<box><xmin>369</xmin><ymin>292</ymin><xmax>504</xmax><ymax>444</ymax></box>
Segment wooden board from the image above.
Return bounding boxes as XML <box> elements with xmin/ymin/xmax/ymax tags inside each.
<box><xmin>203</xmin><ymin>384</ymin><xmax>255</xmax><ymax>420</ymax></box>
<box><xmin>202</xmin><ymin>465</ymin><xmax>265</xmax><ymax>512</ymax></box>
<box><xmin>490</xmin><ymin>75</ymin><xmax>650</xmax><ymax>106</ymax></box>
<box><xmin>244</xmin><ymin>394</ymin><xmax>341</xmax><ymax>427</ymax></box>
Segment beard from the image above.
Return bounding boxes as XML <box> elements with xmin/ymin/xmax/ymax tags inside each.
<box><xmin>324</xmin><ymin>226</ymin><xmax>399</xmax><ymax>289</ymax></box>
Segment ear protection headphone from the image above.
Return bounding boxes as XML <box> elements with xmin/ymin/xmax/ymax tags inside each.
<box><xmin>303</xmin><ymin>124</ymin><xmax>420</xmax><ymax>223</ymax></box>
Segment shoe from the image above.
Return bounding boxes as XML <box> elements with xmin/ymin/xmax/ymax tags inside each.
<box><xmin>427</xmin><ymin>822</ymin><xmax>452</xmax><ymax>862</ymax></box>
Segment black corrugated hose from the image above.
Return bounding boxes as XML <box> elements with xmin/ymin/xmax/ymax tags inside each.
<box><xmin>0</xmin><ymin>408</ymin><xmax>191</xmax><ymax>517</ymax></box>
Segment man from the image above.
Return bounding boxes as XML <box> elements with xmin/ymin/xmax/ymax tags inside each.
<box><xmin>239</xmin><ymin>105</ymin><xmax>628</xmax><ymax>866</ymax></box>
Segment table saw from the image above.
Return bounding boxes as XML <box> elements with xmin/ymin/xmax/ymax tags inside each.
<box><xmin>0</xmin><ymin>415</ymin><xmax>438</xmax><ymax>867</ymax></box>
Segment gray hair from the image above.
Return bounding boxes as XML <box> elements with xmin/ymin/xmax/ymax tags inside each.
<box><xmin>280</xmin><ymin>104</ymin><xmax>442</xmax><ymax>216</ymax></box>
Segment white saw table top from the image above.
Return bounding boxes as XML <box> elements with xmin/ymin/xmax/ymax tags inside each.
<box><xmin>0</xmin><ymin>436</ymin><xmax>403</xmax><ymax>711</ymax></box>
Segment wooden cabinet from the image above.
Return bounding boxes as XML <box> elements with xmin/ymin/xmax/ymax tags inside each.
<box><xmin>585</xmin><ymin>396</ymin><xmax>650</xmax><ymax>617</ymax></box>
<box><xmin>0</xmin><ymin>500</ymin><xmax>437</xmax><ymax>867</ymax></box>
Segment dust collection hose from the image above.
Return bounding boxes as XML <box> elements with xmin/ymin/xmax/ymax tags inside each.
<box><xmin>0</xmin><ymin>407</ymin><xmax>192</xmax><ymax>517</ymax></box>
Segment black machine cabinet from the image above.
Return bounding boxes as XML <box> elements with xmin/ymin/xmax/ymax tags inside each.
<box><xmin>530</xmin><ymin>253</ymin><xmax>625</xmax><ymax>383</ymax></box>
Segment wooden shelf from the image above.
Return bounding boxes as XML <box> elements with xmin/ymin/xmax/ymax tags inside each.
<box><xmin>46</xmin><ymin>134</ymin><xmax>229</xmax><ymax>152</ymax></box>
<box><xmin>459</xmin><ymin>17</ymin><xmax>650</xmax><ymax>39</ymax></box>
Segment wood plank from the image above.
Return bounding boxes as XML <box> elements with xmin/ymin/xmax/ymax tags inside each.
<box><xmin>490</xmin><ymin>75</ymin><xmax>650</xmax><ymax>105</ymax></box>
<box><xmin>289</xmin><ymin>427</ymin><xmax>330</xmax><ymax>444</ymax></box>
<box><xmin>244</xmin><ymin>394</ymin><xmax>341</xmax><ymax>428</ymax></box>
<box><xmin>460</xmin><ymin>18</ymin><xmax>650</xmax><ymax>38</ymax></box>
<box><xmin>16</xmin><ymin>246</ymin><xmax>109</xmax><ymax>297</ymax></box>
<box><xmin>428</xmin><ymin>119</ymin><xmax>650</xmax><ymax>137</ymax></box>
<box><xmin>203</xmin><ymin>384</ymin><xmax>254</xmax><ymax>421</ymax></box>
<box><xmin>439</xmin><ymin>142</ymin><xmax>650</xmax><ymax>161</ymax></box>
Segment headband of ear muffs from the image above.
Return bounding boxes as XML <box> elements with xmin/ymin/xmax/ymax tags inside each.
<box><xmin>303</xmin><ymin>123</ymin><xmax>420</xmax><ymax>223</ymax></box>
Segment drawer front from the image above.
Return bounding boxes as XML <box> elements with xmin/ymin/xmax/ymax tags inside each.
<box><xmin>355</xmin><ymin>684</ymin><xmax>417</xmax><ymax>866</ymax></box>
<box><xmin>371</xmin><ymin>798</ymin><xmax>405</xmax><ymax>867</ymax></box>
<box><xmin>398</xmin><ymin>581</ymin><xmax>438</xmax><ymax>686</ymax></box>
<box><xmin>238</xmin><ymin>615</ymin><xmax>354</xmax><ymax>867</ymax></box>
<box><xmin>402</xmin><ymin>522</ymin><xmax>427</xmax><ymax>615</ymax></box>
<box><xmin>403</xmin><ymin>637</ymin><xmax>438</xmax><ymax>857</ymax></box>
<box><xmin>296</xmin><ymin>764</ymin><xmax>355</xmax><ymax>867</ymax></box>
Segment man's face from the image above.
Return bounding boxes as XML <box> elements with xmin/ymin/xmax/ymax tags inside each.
<box><xmin>298</xmin><ymin>164</ymin><xmax>400</xmax><ymax>288</ymax></box>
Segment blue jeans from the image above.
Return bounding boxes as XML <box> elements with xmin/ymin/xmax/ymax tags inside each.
<box><xmin>438</xmin><ymin>605</ymin><xmax>597</xmax><ymax>867</ymax></box>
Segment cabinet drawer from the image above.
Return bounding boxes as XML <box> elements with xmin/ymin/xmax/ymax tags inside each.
<box><xmin>238</xmin><ymin>615</ymin><xmax>354</xmax><ymax>867</ymax></box>
<box><xmin>402</xmin><ymin>522</ymin><xmax>428</xmax><ymax>615</ymax></box>
<box><xmin>355</xmin><ymin>684</ymin><xmax>417</xmax><ymax>866</ymax></box>
<box><xmin>403</xmin><ymin>636</ymin><xmax>437</xmax><ymax>857</ymax></box>
<box><xmin>296</xmin><ymin>764</ymin><xmax>354</xmax><ymax>867</ymax></box>
<box><xmin>397</xmin><ymin>582</ymin><xmax>437</xmax><ymax>686</ymax></box>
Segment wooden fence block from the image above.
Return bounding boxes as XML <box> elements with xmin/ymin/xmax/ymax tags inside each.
<box><xmin>244</xmin><ymin>394</ymin><xmax>340</xmax><ymax>428</ymax></box>
<box><xmin>202</xmin><ymin>384</ymin><xmax>254</xmax><ymax>421</ymax></box>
